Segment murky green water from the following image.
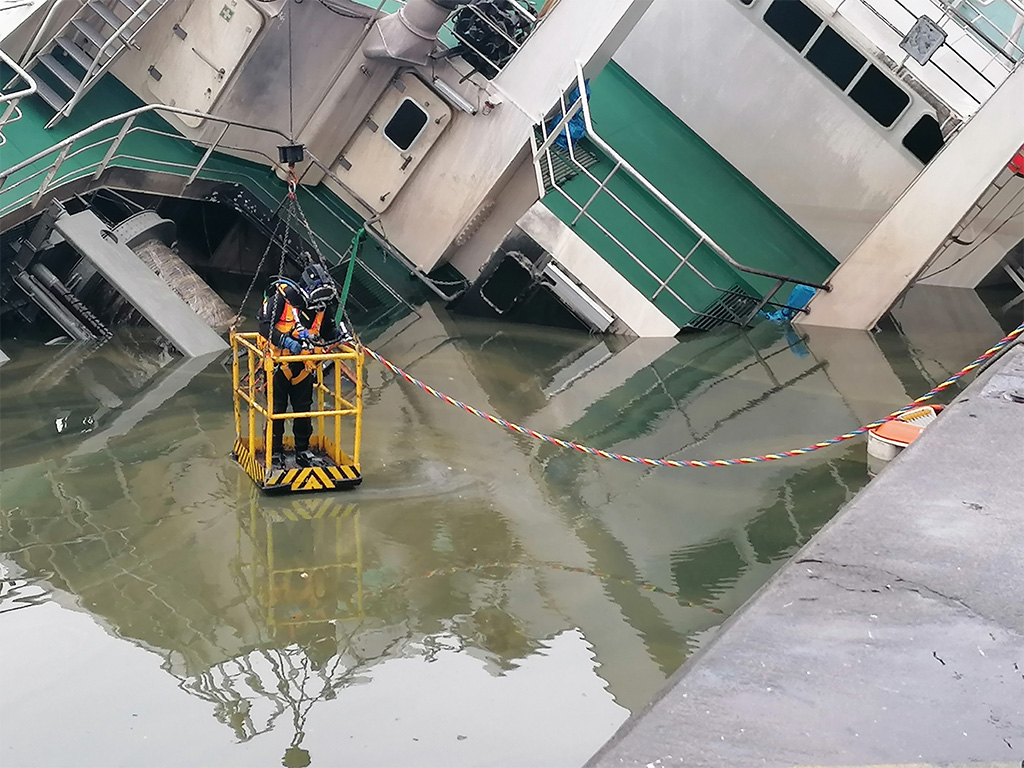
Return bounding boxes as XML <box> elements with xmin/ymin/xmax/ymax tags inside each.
<box><xmin>1</xmin><ymin>287</ymin><xmax>1017</xmax><ymax>767</ymax></box>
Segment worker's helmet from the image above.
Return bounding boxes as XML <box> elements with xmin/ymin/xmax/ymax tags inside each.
<box><xmin>300</xmin><ymin>263</ymin><xmax>337</xmax><ymax>311</ymax></box>
<box><xmin>305</xmin><ymin>284</ymin><xmax>336</xmax><ymax>311</ymax></box>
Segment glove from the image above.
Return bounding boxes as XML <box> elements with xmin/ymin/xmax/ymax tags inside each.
<box><xmin>296</xmin><ymin>328</ymin><xmax>311</xmax><ymax>341</ymax></box>
<box><xmin>281</xmin><ymin>336</ymin><xmax>302</xmax><ymax>354</ymax></box>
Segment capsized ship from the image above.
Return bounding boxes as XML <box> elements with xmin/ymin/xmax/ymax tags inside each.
<box><xmin>0</xmin><ymin>0</ymin><xmax>1021</xmax><ymax>359</ymax></box>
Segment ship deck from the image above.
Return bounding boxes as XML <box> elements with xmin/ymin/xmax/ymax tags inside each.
<box><xmin>0</xmin><ymin>69</ymin><xmax>416</xmax><ymax>304</ymax></box>
<box><xmin>542</xmin><ymin>63</ymin><xmax>838</xmax><ymax>328</ymax></box>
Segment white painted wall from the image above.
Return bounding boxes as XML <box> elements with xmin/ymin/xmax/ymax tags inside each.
<box><xmin>363</xmin><ymin>0</ymin><xmax>656</xmax><ymax>274</ymax></box>
<box><xmin>918</xmin><ymin>170</ymin><xmax>1024</xmax><ymax>288</ymax></box>
<box><xmin>518</xmin><ymin>202</ymin><xmax>679</xmax><ymax>337</ymax></box>
<box><xmin>613</xmin><ymin>0</ymin><xmax>925</xmax><ymax>262</ymax></box>
<box><xmin>798</xmin><ymin>63</ymin><xmax>1024</xmax><ymax>329</ymax></box>
<box><xmin>815</xmin><ymin>0</ymin><xmax>1017</xmax><ymax>116</ymax></box>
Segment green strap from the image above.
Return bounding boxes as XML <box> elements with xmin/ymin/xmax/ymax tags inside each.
<box><xmin>336</xmin><ymin>227</ymin><xmax>363</xmax><ymax>315</ymax></box>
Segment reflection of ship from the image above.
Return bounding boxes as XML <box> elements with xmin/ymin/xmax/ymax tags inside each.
<box><xmin>0</xmin><ymin>288</ymin><xmax>1014</xmax><ymax>764</ymax></box>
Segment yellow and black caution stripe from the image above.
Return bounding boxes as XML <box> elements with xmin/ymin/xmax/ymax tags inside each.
<box><xmin>233</xmin><ymin>441</ymin><xmax>360</xmax><ymax>494</ymax></box>
<box><xmin>277</xmin><ymin>500</ymin><xmax>358</xmax><ymax>521</ymax></box>
<box><xmin>233</xmin><ymin>439</ymin><xmax>266</xmax><ymax>485</ymax></box>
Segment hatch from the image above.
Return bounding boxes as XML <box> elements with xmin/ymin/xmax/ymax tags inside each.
<box><xmin>332</xmin><ymin>73</ymin><xmax>452</xmax><ymax>212</ymax></box>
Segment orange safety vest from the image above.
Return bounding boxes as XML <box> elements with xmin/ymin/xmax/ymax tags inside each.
<box><xmin>273</xmin><ymin>295</ymin><xmax>326</xmax><ymax>386</ymax></box>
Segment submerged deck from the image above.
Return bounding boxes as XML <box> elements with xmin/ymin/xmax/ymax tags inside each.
<box><xmin>587</xmin><ymin>346</ymin><xmax>1024</xmax><ymax>767</ymax></box>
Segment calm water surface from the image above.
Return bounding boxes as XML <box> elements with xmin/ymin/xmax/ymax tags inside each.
<box><xmin>0</xmin><ymin>286</ymin><xmax>1017</xmax><ymax>768</ymax></box>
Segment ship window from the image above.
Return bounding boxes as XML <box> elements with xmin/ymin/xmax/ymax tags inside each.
<box><xmin>806</xmin><ymin>26</ymin><xmax>866</xmax><ymax>89</ymax></box>
<box><xmin>384</xmin><ymin>99</ymin><xmax>429</xmax><ymax>151</ymax></box>
<box><xmin>849</xmin><ymin>66</ymin><xmax>910</xmax><ymax>127</ymax></box>
<box><xmin>902</xmin><ymin>115</ymin><xmax>945</xmax><ymax>163</ymax></box>
<box><xmin>763</xmin><ymin>0</ymin><xmax>823</xmax><ymax>51</ymax></box>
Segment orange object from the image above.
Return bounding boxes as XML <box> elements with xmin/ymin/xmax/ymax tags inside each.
<box><xmin>870</xmin><ymin>405</ymin><xmax>945</xmax><ymax>447</ymax></box>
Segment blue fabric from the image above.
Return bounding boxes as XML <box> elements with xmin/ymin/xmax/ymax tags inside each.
<box><xmin>281</xmin><ymin>336</ymin><xmax>302</xmax><ymax>354</ymax></box>
<box><xmin>547</xmin><ymin>81</ymin><xmax>591</xmax><ymax>151</ymax></box>
<box><xmin>785</xmin><ymin>328</ymin><xmax>810</xmax><ymax>358</ymax></box>
<box><xmin>761</xmin><ymin>284</ymin><xmax>816</xmax><ymax>324</ymax></box>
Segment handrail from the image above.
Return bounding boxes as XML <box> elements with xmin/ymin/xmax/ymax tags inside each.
<box><xmin>0</xmin><ymin>48</ymin><xmax>37</xmax><ymax>146</ymax></box>
<box><xmin>571</xmin><ymin>62</ymin><xmax>830</xmax><ymax>293</ymax></box>
<box><xmin>434</xmin><ymin>0</ymin><xmax>539</xmax><ymax>79</ymax></box>
<box><xmin>58</xmin><ymin>0</ymin><xmax>159</xmax><ymax>121</ymax></box>
<box><xmin>0</xmin><ymin>102</ymin><xmax>422</xmax><ymax>311</ymax></box>
<box><xmin>20</xmin><ymin>0</ymin><xmax>77</xmax><ymax>66</ymax></box>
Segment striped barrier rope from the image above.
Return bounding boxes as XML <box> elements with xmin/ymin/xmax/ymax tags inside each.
<box><xmin>363</xmin><ymin>322</ymin><xmax>1023</xmax><ymax>469</ymax></box>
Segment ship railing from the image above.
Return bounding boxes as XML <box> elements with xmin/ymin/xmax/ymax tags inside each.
<box><xmin>0</xmin><ymin>49</ymin><xmax>36</xmax><ymax>148</ymax></box>
<box><xmin>0</xmin><ymin>102</ymin><xmax>415</xmax><ymax>314</ymax></box>
<box><xmin>54</xmin><ymin>0</ymin><xmax>169</xmax><ymax>128</ymax></box>
<box><xmin>529</xmin><ymin>62</ymin><xmax>830</xmax><ymax>329</ymax></box>
<box><xmin>843</xmin><ymin>0</ymin><xmax>1023</xmax><ymax>114</ymax></box>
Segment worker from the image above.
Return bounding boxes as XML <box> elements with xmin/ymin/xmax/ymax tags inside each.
<box><xmin>258</xmin><ymin>262</ymin><xmax>351</xmax><ymax>470</ymax></box>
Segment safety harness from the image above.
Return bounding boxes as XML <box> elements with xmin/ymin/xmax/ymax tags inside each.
<box><xmin>259</xmin><ymin>279</ymin><xmax>328</xmax><ymax>386</ymax></box>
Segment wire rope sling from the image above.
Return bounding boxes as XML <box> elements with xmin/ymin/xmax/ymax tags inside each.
<box><xmin>230</xmin><ymin>148</ymin><xmax>365</xmax><ymax>494</ymax></box>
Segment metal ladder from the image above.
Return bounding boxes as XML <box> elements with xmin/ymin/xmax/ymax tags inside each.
<box><xmin>11</xmin><ymin>0</ymin><xmax>170</xmax><ymax>129</ymax></box>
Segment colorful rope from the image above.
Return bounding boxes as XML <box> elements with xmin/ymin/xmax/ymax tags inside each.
<box><xmin>363</xmin><ymin>322</ymin><xmax>1022</xmax><ymax>469</ymax></box>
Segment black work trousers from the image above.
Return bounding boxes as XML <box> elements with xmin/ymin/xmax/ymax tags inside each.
<box><xmin>272</xmin><ymin>363</ymin><xmax>314</xmax><ymax>453</ymax></box>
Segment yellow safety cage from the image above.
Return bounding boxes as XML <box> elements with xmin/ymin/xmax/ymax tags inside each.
<box><xmin>230</xmin><ymin>331</ymin><xmax>364</xmax><ymax>493</ymax></box>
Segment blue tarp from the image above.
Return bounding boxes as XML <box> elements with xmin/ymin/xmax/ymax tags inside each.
<box><xmin>547</xmin><ymin>82</ymin><xmax>591</xmax><ymax>151</ymax></box>
<box><xmin>761</xmin><ymin>284</ymin><xmax>815</xmax><ymax>324</ymax></box>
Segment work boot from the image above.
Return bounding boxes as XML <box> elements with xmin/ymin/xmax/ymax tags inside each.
<box><xmin>296</xmin><ymin>450</ymin><xmax>324</xmax><ymax>468</ymax></box>
<box><xmin>271</xmin><ymin>452</ymin><xmax>287</xmax><ymax>472</ymax></box>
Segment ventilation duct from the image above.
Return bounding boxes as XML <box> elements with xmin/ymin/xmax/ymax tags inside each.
<box><xmin>363</xmin><ymin>0</ymin><xmax>468</xmax><ymax>66</ymax></box>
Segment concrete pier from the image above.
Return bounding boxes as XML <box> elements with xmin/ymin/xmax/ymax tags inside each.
<box><xmin>587</xmin><ymin>346</ymin><xmax>1024</xmax><ymax>767</ymax></box>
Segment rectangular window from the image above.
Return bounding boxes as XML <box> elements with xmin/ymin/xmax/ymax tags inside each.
<box><xmin>763</xmin><ymin>0</ymin><xmax>823</xmax><ymax>51</ymax></box>
<box><xmin>806</xmin><ymin>26</ymin><xmax>866</xmax><ymax>89</ymax></box>
<box><xmin>384</xmin><ymin>99</ymin><xmax>429</xmax><ymax>151</ymax></box>
<box><xmin>848</xmin><ymin>66</ymin><xmax>910</xmax><ymax>127</ymax></box>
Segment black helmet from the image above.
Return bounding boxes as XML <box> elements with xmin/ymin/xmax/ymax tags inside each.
<box><xmin>301</xmin><ymin>263</ymin><xmax>332</xmax><ymax>291</ymax></box>
<box><xmin>301</xmin><ymin>262</ymin><xmax>336</xmax><ymax>311</ymax></box>
<box><xmin>305</xmin><ymin>283</ymin><xmax>336</xmax><ymax>311</ymax></box>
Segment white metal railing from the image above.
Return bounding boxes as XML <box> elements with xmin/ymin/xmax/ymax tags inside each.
<box><xmin>45</xmin><ymin>0</ymin><xmax>169</xmax><ymax>128</ymax></box>
<box><xmin>840</xmin><ymin>0</ymin><xmax>1023</xmax><ymax>112</ymax></box>
<box><xmin>953</xmin><ymin>0</ymin><xmax>1024</xmax><ymax>62</ymax></box>
<box><xmin>529</xmin><ymin>63</ymin><xmax>829</xmax><ymax>327</ymax></box>
<box><xmin>0</xmin><ymin>103</ymin><xmax>413</xmax><ymax>311</ymax></box>
<box><xmin>20</xmin><ymin>0</ymin><xmax>76</xmax><ymax>66</ymax></box>
<box><xmin>0</xmin><ymin>49</ymin><xmax>37</xmax><ymax>147</ymax></box>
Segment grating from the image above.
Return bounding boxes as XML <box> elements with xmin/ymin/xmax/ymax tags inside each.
<box><xmin>686</xmin><ymin>285</ymin><xmax>760</xmax><ymax>332</ymax></box>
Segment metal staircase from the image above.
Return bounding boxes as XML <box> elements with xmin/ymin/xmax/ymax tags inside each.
<box><xmin>12</xmin><ymin>0</ymin><xmax>170</xmax><ymax>129</ymax></box>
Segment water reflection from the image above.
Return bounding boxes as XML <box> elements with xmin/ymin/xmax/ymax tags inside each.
<box><xmin>0</xmin><ymin>285</ymin><xmax>1015</xmax><ymax>766</ymax></box>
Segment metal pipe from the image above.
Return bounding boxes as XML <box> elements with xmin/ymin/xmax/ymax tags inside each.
<box><xmin>363</xmin><ymin>0</ymin><xmax>471</xmax><ymax>65</ymax></box>
<box><xmin>29</xmin><ymin>261</ymin><xmax>109</xmax><ymax>336</ymax></box>
<box><xmin>12</xmin><ymin>269</ymin><xmax>94</xmax><ymax>340</ymax></box>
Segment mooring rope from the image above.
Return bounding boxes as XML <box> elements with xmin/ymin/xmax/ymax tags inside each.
<box><xmin>362</xmin><ymin>321</ymin><xmax>1023</xmax><ymax>469</ymax></box>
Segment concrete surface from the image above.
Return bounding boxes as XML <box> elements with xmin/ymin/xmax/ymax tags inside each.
<box><xmin>587</xmin><ymin>346</ymin><xmax>1024</xmax><ymax>768</ymax></box>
